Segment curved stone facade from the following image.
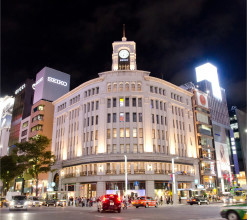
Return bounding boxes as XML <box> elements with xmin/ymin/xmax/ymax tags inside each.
<box><xmin>49</xmin><ymin>37</ymin><xmax>199</xmax><ymax>200</ymax></box>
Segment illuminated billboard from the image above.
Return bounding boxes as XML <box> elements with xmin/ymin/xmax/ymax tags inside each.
<box><xmin>215</xmin><ymin>142</ymin><xmax>231</xmax><ymax>178</ymax></box>
<box><xmin>33</xmin><ymin>67</ymin><xmax>70</xmax><ymax>104</ymax></box>
<box><xmin>195</xmin><ymin>63</ymin><xmax>222</xmax><ymax>101</ymax></box>
<box><xmin>196</xmin><ymin>90</ymin><xmax>208</xmax><ymax>108</ymax></box>
<box><xmin>0</xmin><ymin>96</ymin><xmax>14</xmax><ymax>129</ymax></box>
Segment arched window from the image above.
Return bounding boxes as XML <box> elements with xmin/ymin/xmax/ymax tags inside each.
<box><xmin>125</xmin><ymin>83</ymin><xmax>129</xmax><ymax>91</ymax></box>
<box><xmin>107</xmin><ymin>83</ymin><xmax>111</xmax><ymax>92</ymax></box>
<box><xmin>131</xmin><ymin>83</ymin><xmax>135</xmax><ymax>91</ymax></box>
<box><xmin>119</xmin><ymin>83</ymin><xmax>123</xmax><ymax>92</ymax></box>
<box><xmin>137</xmin><ymin>83</ymin><xmax>142</xmax><ymax>91</ymax></box>
<box><xmin>113</xmin><ymin>83</ymin><xmax>117</xmax><ymax>92</ymax></box>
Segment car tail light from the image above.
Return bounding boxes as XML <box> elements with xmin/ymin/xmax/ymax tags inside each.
<box><xmin>103</xmin><ymin>196</ymin><xmax>106</xmax><ymax>202</ymax></box>
<box><xmin>192</xmin><ymin>199</ymin><xmax>196</xmax><ymax>202</ymax></box>
<box><xmin>187</xmin><ymin>200</ymin><xmax>190</xmax><ymax>202</ymax></box>
<box><xmin>117</xmin><ymin>197</ymin><xmax>121</xmax><ymax>202</ymax></box>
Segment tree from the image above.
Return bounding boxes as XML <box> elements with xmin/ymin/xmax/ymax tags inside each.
<box><xmin>15</xmin><ymin>135</ymin><xmax>56</xmax><ymax>196</ymax></box>
<box><xmin>0</xmin><ymin>153</ymin><xmax>26</xmax><ymax>195</ymax></box>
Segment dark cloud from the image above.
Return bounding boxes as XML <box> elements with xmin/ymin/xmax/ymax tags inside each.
<box><xmin>1</xmin><ymin>0</ymin><xmax>246</xmax><ymax>109</ymax></box>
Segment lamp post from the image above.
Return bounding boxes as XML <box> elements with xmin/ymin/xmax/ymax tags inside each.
<box><xmin>124</xmin><ymin>155</ymin><xmax>128</xmax><ymax>203</ymax></box>
<box><xmin>172</xmin><ymin>157</ymin><xmax>179</xmax><ymax>205</ymax></box>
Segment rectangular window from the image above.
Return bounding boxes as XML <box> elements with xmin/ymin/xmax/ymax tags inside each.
<box><xmin>113</xmin><ymin>98</ymin><xmax>117</xmax><ymax>107</ymax></box>
<box><xmin>139</xmin><ymin>128</ymin><xmax>143</xmax><ymax>138</ymax></box>
<box><xmin>152</xmin><ymin>129</ymin><xmax>155</xmax><ymax>139</ymax></box>
<box><xmin>126</xmin><ymin>112</ymin><xmax>130</xmax><ymax>122</ymax></box>
<box><xmin>161</xmin><ymin>116</ymin><xmax>163</xmax><ymax>125</ymax></box>
<box><xmin>157</xmin><ymin>130</ymin><xmax>160</xmax><ymax>139</ymax></box>
<box><xmin>120</xmin><ymin>98</ymin><xmax>124</xmax><ymax>107</ymax></box>
<box><xmin>156</xmin><ymin>115</ymin><xmax>159</xmax><ymax>124</ymax></box>
<box><xmin>113</xmin><ymin>113</ymin><xmax>117</xmax><ymax>123</ymax></box>
<box><xmin>165</xmin><ymin>117</ymin><xmax>167</xmax><ymax>125</ymax></box>
<box><xmin>125</xmin><ymin>97</ymin><xmax>129</xmax><ymax>107</ymax></box>
<box><xmin>139</xmin><ymin>144</ymin><xmax>144</xmax><ymax>153</ymax></box>
<box><xmin>91</xmin><ymin>116</ymin><xmax>94</xmax><ymax>125</ymax></box>
<box><xmin>132</xmin><ymin>98</ymin><xmax>136</xmax><ymax>107</ymax></box>
<box><xmin>113</xmin><ymin>144</ymin><xmax>117</xmax><ymax>153</ymax></box>
<box><xmin>120</xmin><ymin>144</ymin><xmax>124</xmax><ymax>153</ymax></box>
<box><xmin>96</xmin><ymin>115</ymin><xmax>98</xmax><ymax>125</ymax></box>
<box><xmin>91</xmin><ymin>102</ymin><xmax>94</xmax><ymax>111</ymax></box>
<box><xmin>160</xmin><ymin>102</ymin><xmax>163</xmax><ymax>110</ymax></box>
<box><xmin>107</xmin><ymin>129</ymin><xmax>111</xmax><ymax>139</ymax></box>
<box><xmin>107</xmin><ymin>114</ymin><xmax>111</xmax><ymax>123</ymax></box>
<box><xmin>87</xmin><ymin>103</ymin><xmax>90</xmax><ymax>112</ymax></box>
<box><xmin>120</xmin><ymin>113</ymin><xmax>124</xmax><ymax>122</ymax></box>
<box><xmin>152</xmin><ymin>114</ymin><xmax>155</xmax><ymax>123</ymax></box>
<box><xmin>133</xmin><ymin>144</ymin><xmax>138</xmax><ymax>153</ymax></box>
<box><xmin>126</xmin><ymin>144</ymin><xmax>130</xmax><ymax>153</ymax></box>
<box><xmin>138</xmin><ymin>98</ymin><xmax>142</xmax><ymax>107</ymax></box>
<box><xmin>139</xmin><ymin>113</ymin><xmax>143</xmax><ymax>122</ymax></box>
<box><xmin>95</xmin><ymin>130</ymin><xmax>98</xmax><ymax>140</ymax></box>
<box><xmin>107</xmin><ymin>99</ymin><xmax>111</xmax><ymax>108</ymax></box>
<box><xmin>133</xmin><ymin>113</ymin><xmax>137</xmax><ymax>122</ymax></box>
<box><xmin>96</xmin><ymin>101</ymin><xmax>99</xmax><ymax>110</ymax></box>
<box><xmin>120</xmin><ymin>128</ymin><xmax>124</xmax><ymax>138</ymax></box>
<box><xmin>162</xmin><ymin>130</ymin><xmax>165</xmax><ymax>140</ymax></box>
<box><xmin>126</xmin><ymin>128</ymin><xmax>130</xmax><ymax>137</ymax></box>
<box><xmin>91</xmin><ymin>131</ymin><xmax>94</xmax><ymax>141</ymax></box>
<box><xmin>150</xmin><ymin>86</ymin><xmax>153</xmax><ymax>93</ymax></box>
<box><xmin>113</xmin><ymin>128</ymin><xmax>117</xmax><ymax>138</ymax></box>
<box><xmin>151</xmin><ymin>100</ymin><xmax>154</xmax><ymax>108</ymax></box>
<box><xmin>107</xmin><ymin>145</ymin><xmax>111</xmax><ymax>154</ymax></box>
<box><xmin>133</xmin><ymin>128</ymin><xmax>137</xmax><ymax>138</ymax></box>
<box><xmin>21</xmin><ymin>129</ymin><xmax>28</xmax><ymax>137</ymax></box>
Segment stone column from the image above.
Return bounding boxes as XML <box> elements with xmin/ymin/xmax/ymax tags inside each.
<box><xmin>97</xmin><ymin>181</ymin><xmax>106</xmax><ymax>197</ymax></box>
<box><xmin>145</xmin><ymin>180</ymin><xmax>155</xmax><ymax>198</ymax></box>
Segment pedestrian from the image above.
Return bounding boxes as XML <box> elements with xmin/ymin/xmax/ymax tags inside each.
<box><xmin>167</xmin><ymin>196</ymin><xmax>170</xmax><ymax>205</ymax></box>
<box><xmin>179</xmin><ymin>196</ymin><xmax>181</xmax><ymax>204</ymax></box>
<box><xmin>160</xmin><ymin>196</ymin><xmax>163</xmax><ymax>205</ymax></box>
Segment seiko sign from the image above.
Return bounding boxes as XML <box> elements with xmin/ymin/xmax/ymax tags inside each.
<box><xmin>15</xmin><ymin>84</ymin><xmax>25</xmax><ymax>95</ymax></box>
<box><xmin>47</xmin><ymin>77</ymin><xmax>67</xmax><ymax>86</ymax></box>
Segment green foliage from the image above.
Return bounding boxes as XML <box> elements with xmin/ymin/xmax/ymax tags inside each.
<box><xmin>0</xmin><ymin>153</ymin><xmax>26</xmax><ymax>192</ymax></box>
<box><xmin>15</xmin><ymin>135</ymin><xmax>56</xmax><ymax>195</ymax></box>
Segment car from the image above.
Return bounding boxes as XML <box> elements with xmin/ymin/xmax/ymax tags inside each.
<box><xmin>28</xmin><ymin>196</ymin><xmax>42</xmax><ymax>207</ymax></box>
<box><xmin>56</xmin><ymin>199</ymin><xmax>67</xmax><ymax>207</ymax></box>
<box><xmin>187</xmin><ymin>196</ymin><xmax>209</xmax><ymax>205</ymax></box>
<box><xmin>46</xmin><ymin>199</ymin><xmax>58</xmax><ymax>207</ymax></box>
<box><xmin>221</xmin><ymin>203</ymin><xmax>247</xmax><ymax>220</ymax></box>
<box><xmin>9</xmin><ymin>195</ymin><xmax>29</xmax><ymax>211</ymax></box>
<box><xmin>97</xmin><ymin>194</ymin><xmax>121</xmax><ymax>213</ymax></box>
<box><xmin>0</xmin><ymin>197</ymin><xmax>6</xmax><ymax>208</ymax></box>
<box><xmin>132</xmin><ymin>196</ymin><xmax>158</xmax><ymax>208</ymax></box>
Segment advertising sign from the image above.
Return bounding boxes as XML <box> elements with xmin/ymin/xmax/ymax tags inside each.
<box><xmin>33</xmin><ymin>67</ymin><xmax>70</xmax><ymax>104</ymax></box>
<box><xmin>215</xmin><ymin>142</ymin><xmax>231</xmax><ymax>178</ymax></box>
<box><xmin>196</xmin><ymin>90</ymin><xmax>208</xmax><ymax>108</ymax></box>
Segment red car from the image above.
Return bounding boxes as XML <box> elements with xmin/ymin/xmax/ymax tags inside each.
<box><xmin>97</xmin><ymin>194</ymin><xmax>121</xmax><ymax>213</ymax></box>
<box><xmin>132</xmin><ymin>196</ymin><xmax>158</xmax><ymax>208</ymax></box>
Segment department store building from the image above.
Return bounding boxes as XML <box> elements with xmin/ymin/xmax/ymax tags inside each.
<box><xmin>49</xmin><ymin>34</ymin><xmax>200</xmax><ymax>200</ymax></box>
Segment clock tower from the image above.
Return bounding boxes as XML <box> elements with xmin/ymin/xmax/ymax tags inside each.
<box><xmin>112</xmin><ymin>25</ymin><xmax>137</xmax><ymax>71</ymax></box>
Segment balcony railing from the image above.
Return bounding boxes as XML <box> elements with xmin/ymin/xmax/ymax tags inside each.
<box><xmin>64</xmin><ymin>173</ymin><xmax>75</xmax><ymax>178</ymax></box>
<box><xmin>154</xmin><ymin>169</ymin><xmax>163</xmax><ymax>174</ymax></box>
<box><xmin>134</xmin><ymin>169</ymin><xmax>145</xmax><ymax>174</ymax></box>
<box><xmin>80</xmin><ymin>171</ymin><xmax>87</xmax><ymax>176</ymax></box>
<box><xmin>120</xmin><ymin>169</ymin><xmax>131</xmax><ymax>174</ymax></box>
<box><xmin>106</xmin><ymin>170</ymin><xmax>117</xmax><ymax>175</ymax></box>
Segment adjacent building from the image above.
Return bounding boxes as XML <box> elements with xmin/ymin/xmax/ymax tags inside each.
<box><xmin>8</xmin><ymin>79</ymin><xmax>34</xmax><ymax>152</ymax></box>
<box><xmin>16</xmin><ymin>67</ymin><xmax>70</xmax><ymax>196</ymax></box>
<box><xmin>229</xmin><ymin>106</ymin><xmax>247</xmax><ymax>186</ymax></box>
<box><xmin>0</xmin><ymin>96</ymin><xmax>15</xmax><ymax>156</ymax></box>
<box><xmin>195</xmin><ymin>63</ymin><xmax>234</xmax><ymax>193</ymax></box>
<box><xmin>49</xmin><ymin>34</ymin><xmax>200</xmax><ymax>201</ymax></box>
<box><xmin>181</xmin><ymin>83</ymin><xmax>217</xmax><ymax>194</ymax></box>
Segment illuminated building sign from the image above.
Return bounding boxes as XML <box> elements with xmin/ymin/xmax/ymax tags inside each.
<box><xmin>195</xmin><ymin>63</ymin><xmax>222</xmax><ymax>101</ymax></box>
<box><xmin>15</xmin><ymin>84</ymin><xmax>25</xmax><ymax>95</ymax></box>
<box><xmin>47</xmin><ymin>77</ymin><xmax>68</xmax><ymax>86</ymax></box>
<box><xmin>196</xmin><ymin>91</ymin><xmax>208</xmax><ymax>108</ymax></box>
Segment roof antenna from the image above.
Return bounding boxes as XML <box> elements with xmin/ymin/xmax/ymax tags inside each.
<box><xmin>122</xmin><ymin>24</ymin><xmax>127</xmax><ymax>41</ymax></box>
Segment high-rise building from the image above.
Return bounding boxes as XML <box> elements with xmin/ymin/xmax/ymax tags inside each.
<box><xmin>180</xmin><ymin>83</ymin><xmax>217</xmax><ymax>193</ymax></box>
<box><xmin>8</xmin><ymin>79</ymin><xmax>34</xmax><ymax>150</ymax></box>
<box><xmin>229</xmin><ymin>106</ymin><xmax>247</xmax><ymax>186</ymax></box>
<box><xmin>0</xmin><ymin>96</ymin><xmax>15</xmax><ymax>156</ymax></box>
<box><xmin>16</xmin><ymin>67</ymin><xmax>70</xmax><ymax>196</ymax></box>
<box><xmin>49</xmin><ymin>34</ymin><xmax>199</xmax><ymax>202</ymax></box>
<box><xmin>195</xmin><ymin>63</ymin><xmax>234</xmax><ymax>192</ymax></box>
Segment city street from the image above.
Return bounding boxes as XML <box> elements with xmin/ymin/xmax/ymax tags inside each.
<box><xmin>0</xmin><ymin>204</ymin><xmax>225</xmax><ymax>220</ymax></box>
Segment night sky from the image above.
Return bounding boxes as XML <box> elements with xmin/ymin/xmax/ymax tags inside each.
<box><xmin>2</xmin><ymin>0</ymin><xmax>246</xmax><ymax>110</ymax></box>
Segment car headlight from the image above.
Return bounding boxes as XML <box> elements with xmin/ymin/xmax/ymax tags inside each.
<box><xmin>24</xmin><ymin>201</ymin><xmax>29</xmax><ymax>206</ymax></box>
<box><xmin>10</xmin><ymin>201</ymin><xmax>15</xmax><ymax>206</ymax></box>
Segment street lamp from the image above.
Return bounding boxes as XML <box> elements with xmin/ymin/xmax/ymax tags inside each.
<box><xmin>124</xmin><ymin>155</ymin><xmax>128</xmax><ymax>204</ymax></box>
<box><xmin>172</xmin><ymin>157</ymin><xmax>179</xmax><ymax>205</ymax></box>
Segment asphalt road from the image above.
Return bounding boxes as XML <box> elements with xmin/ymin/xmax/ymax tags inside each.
<box><xmin>0</xmin><ymin>204</ymin><xmax>225</xmax><ymax>220</ymax></box>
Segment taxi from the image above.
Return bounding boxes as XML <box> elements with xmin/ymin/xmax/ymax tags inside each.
<box><xmin>221</xmin><ymin>203</ymin><xmax>247</xmax><ymax>220</ymax></box>
<box><xmin>132</xmin><ymin>196</ymin><xmax>158</xmax><ymax>208</ymax></box>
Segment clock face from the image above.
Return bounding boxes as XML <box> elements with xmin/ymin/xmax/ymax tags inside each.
<box><xmin>119</xmin><ymin>50</ymin><xmax>129</xmax><ymax>58</ymax></box>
